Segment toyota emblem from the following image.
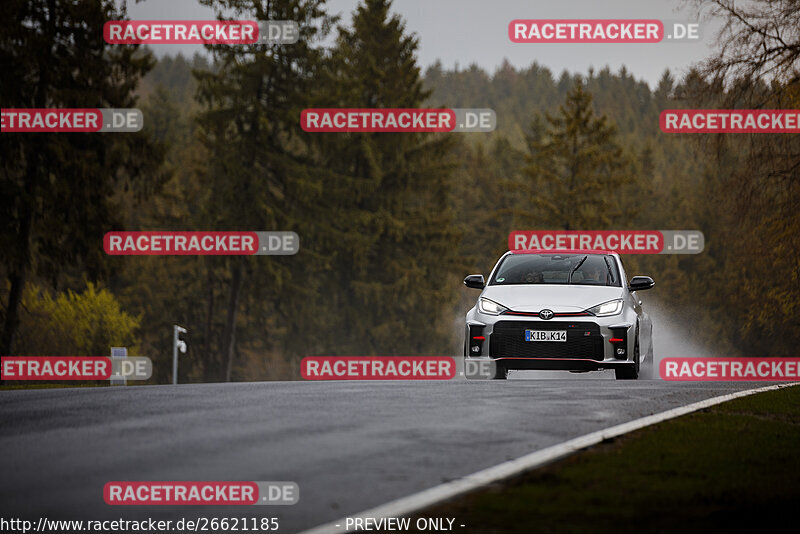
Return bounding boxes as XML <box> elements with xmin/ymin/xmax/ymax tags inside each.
<box><xmin>539</xmin><ymin>309</ymin><xmax>554</xmax><ymax>320</ymax></box>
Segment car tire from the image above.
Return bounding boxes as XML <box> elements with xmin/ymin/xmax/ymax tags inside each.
<box><xmin>615</xmin><ymin>329</ymin><xmax>640</xmax><ymax>380</ymax></box>
<box><xmin>492</xmin><ymin>362</ymin><xmax>508</xmax><ymax>380</ymax></box>
<box><xmin>641</xmin><ymin>332</ymin><xmax>655</xmax><ymax>379</ymax></box>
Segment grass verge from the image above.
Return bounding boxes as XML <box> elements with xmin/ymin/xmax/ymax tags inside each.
<box><xmin>410</xmin><ymin>384</ymin><xmax>800</xmax><ymax>533</ymax></box>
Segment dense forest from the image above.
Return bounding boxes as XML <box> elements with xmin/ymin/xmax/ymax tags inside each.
<box><xmin>2</xmin><ymin>0</ymin><xmax>798</xmax><ymax>382</ymax></box>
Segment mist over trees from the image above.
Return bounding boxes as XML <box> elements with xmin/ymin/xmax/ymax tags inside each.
<box><xmin>2</xmin><ymin>0</ymin><xmax>798</xmax><ymax>381</ymax></box>
<box><xmin>516</xmin><ymin>81</ymin><xmax>634</xmax><ymax>231</ymax></box>
<box><xmin>683</xmin><ymin>0</ymin><xmax>800</xmax><ymax>357</ymax></box>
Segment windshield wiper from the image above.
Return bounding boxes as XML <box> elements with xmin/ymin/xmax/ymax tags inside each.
<box><xmin>603</xmin><ymin>256</ymin><xmax>615</xmax><ymax>286</ymax></box>
<box><xmin>568</xmin><ymin>255</ymin><xmax>588</xmax><ymax>284</ymax></box>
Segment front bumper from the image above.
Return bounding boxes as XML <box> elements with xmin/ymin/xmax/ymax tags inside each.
<box><xmin>465</xmin><ymin>311</ymin><xmax>637</xmax><ymax>370</ymax></box>
<box><xmin>482</xmin><ymin>357</ymin><xmax>632</xmax><ymax>372</ymax></box>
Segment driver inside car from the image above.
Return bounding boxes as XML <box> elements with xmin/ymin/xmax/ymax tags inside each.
<box><xmin>585</xmin><ymin>265</ymin><xmax>608</xmax><ymax>284</ymax></box>
<box><xmin>523</xmin><ymin>271</ymin><xmax>544</xmax><ymax>284</ymax></box>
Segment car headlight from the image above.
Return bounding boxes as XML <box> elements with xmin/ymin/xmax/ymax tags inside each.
<box><xmin>587</xmin><ymin>299</ymin><xmax>623</xmax><ymax>317</ymax></box>
<box><xmin>478</xmin><ymin>298</ymin><xmax>508</xmax><ymax>315</ymax></box>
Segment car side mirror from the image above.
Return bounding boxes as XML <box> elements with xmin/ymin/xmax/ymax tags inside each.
<box><xmin>628</xmin><ymin>276</ymin><xmax>655</xmax><ymax>291</ymax></box>
<box><xmin>463</xmin><ymin>274</ymin><xmax>485</xmax><ymax>290</ymax></box>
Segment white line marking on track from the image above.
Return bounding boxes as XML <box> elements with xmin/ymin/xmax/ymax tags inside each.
<box><xmin>299</xmin><ymin>382</ymin><xmax>799</xmax><ymax>533</ymax></box>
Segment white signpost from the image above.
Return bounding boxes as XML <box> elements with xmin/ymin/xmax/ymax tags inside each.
<box><xmin>110</xmin><ymin>347</ymin><xmax>127</xmax><ymax>385</ymax></box>
<box><xmin>173</xmin><ymin>325</ymin><xmax>187</xmax><ymax>385</ymax></box>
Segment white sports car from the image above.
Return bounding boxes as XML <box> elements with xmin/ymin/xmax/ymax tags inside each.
<box><xmin>464</xmin><ymin>249</ymin><xmax>654</xmax><ymax>380</ymax></box>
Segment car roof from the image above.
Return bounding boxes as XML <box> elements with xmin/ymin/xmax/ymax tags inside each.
<box><xmin>509</xmin><ymin>249</ymin><xmax>615</xmax><ymax>255</ymax></box>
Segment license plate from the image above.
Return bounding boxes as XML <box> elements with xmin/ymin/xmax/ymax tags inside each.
<box><xmin>525</xmin><ymin>330</ymin><xmax>567</xmax><ymax>342</ymax></box>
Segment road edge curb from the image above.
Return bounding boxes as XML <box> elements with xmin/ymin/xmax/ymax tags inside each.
<box><xmin>298</xmin><ymin>382</ymin><xmax>800</xmax><ymax>533</ymax></box>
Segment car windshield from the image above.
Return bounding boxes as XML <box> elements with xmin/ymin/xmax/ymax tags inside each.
<box><xmin>489</xmin><ymin>254</ymin><xmax>621</xmax><ymax>287</ymax></box>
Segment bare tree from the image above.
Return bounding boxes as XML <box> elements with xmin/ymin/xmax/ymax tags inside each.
<box><xmin>681</xmin><ymin>1</ymin><xmax>800</xmax><ymax>357</ymax></box>
<box><xmin>691</xmin><ymin>0</ymin><xmax>800</xmax><ymax>99</ymax></box>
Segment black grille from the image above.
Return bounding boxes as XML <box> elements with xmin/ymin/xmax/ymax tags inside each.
<box><xmin>489</xmin><ymin>321</ymin><xmax>603</xmax><ymax>360</ymax></box>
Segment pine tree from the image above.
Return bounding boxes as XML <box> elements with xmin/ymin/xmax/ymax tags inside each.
<box><xmin>517</xmin><ymin>80</ymin><xmax>633</xmax><ymax>231</ymax></box>
<box><xmin>312</xmin><ymin>0</ymin><xmax>462</xmax><ymax>355</ymax></box>
<box><xmin>194</xmin><ymin>0</ymin><xmax>335</xmax><ymax>380</ymax></box>
<box><xmin>0</xmin><ymin>0</ymin><xmax>167</xmax><ymax>357</ymax></box>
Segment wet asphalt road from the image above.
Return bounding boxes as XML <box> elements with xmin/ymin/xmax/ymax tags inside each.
<box><xmin>0</xmin><ymin>378</ymin><xmax>774</xmax><ymax>533</ymax></box>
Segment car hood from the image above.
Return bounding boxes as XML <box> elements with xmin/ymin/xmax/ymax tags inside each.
<box><xmin>481</xmin><ymin>285</ymin><xmax>624</xmax><ymax>312</ymax></box>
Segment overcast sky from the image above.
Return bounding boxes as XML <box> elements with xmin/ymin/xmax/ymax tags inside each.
<box><xmin>122</xmin><ymin>0</ymin><xmax>720</xmax><ymax>88</ymax></box>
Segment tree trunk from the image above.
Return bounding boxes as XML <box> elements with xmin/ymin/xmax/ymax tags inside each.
<box><xmin>202</xmin><ymin>260</ymin><xmax>216</xmax><ymax>382</ymax></box>
<box><xmin>1</xmin><ymin>189</ymin><xmax>34</xmax><ymax>362</ymax></box>
<box><xmin>1</xmin><ymin>271</ymin><xmax>25</xmax><ymax>357</ymax></box>
<box><xmin>2</xmin><ymin>3</ymin><xmax>48</xmax><ymax>364</ymax></box>
<box><xmin>222</xmin><ymin>260</ymin><xmax>244</xmax><ymax>382</ymax></box>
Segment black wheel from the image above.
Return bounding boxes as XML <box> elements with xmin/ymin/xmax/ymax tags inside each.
<box><xmin>641</xmin><ymin>326</ymin><xmax>655</xmax><ymax>379</ymax></box>
<box><xmin>615</xmin><ymin>329</ymin><xmax>640</xmax><ymax>380</ymax></box>
<box><xmin>492</xmin><ymin>362</ymin><xmax>508</xmax><ymax>380</ymax></box>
